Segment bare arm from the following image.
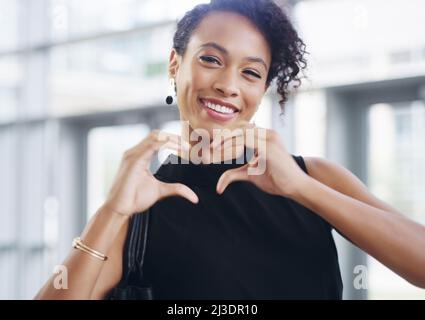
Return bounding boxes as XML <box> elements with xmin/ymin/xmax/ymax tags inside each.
<box><xmin>90</xmin><ymin>212</ymin><xmax>129</xmax><ymax>299</ymax></box>
<box><xmin>34</xmin><ymin>206</ymin><xmax>129</xmax><ymax>299</ymax></box>
<box><xmin>290</xmin><ymin>157</ymin><xmax>425</xmax><ymax>288</ymax></box>
<box><xmin>34</xmin><ymin>130</ymin><xmax>198</xmax><ymax>300</ymax></box>
<box><xmin>213</xmin><ymin>127</ymin><xmax>425</xmax><ymax>288</ymax></box>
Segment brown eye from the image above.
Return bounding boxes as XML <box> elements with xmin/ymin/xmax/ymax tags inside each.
<box><xmin>244</xmin><ymin>70</ymin><xmax>261</xmax><ymax>79</ymax></box>
<box><xmin>199</xmin><ymin>56</ymin><xmax>221</xmax><ymax>65</ymax></box>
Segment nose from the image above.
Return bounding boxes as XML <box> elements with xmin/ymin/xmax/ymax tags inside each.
<box><xmin>213</xmin><ymin>69</ymin><xmax>240</xmax><ymax>98</ymax></box>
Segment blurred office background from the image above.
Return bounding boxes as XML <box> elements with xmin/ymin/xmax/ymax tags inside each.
<box><xmin>0</xmin><ymin>0</ymin><xmax>424</xmax><ymax>299</ymax></box>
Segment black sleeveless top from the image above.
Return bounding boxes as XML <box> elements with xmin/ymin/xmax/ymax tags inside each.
<box><xmin>122</xmin><ymin>149</ymin><xmax>343</xmax><ymax>299</ymax></box>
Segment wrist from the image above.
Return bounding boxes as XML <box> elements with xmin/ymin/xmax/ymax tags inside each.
<box><xmin>78</xmin><ymin>204</ymin><xmax>130</xmax><ymax>255</ymax></box>
<box><xmin>99</xmin><ymin>202</ymin><xmax>131</xmax><ymax>220</ymax></box>
<box><xmin>284</xmin><ymin>175</ymin><xmax>313</xmax><ymax>200</ymax></box>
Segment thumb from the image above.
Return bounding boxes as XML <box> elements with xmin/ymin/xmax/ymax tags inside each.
<box><xmin>160</xmin><ymin>182</ymin><xmax>199</xmax><ymax>204</ymax></box>
<box><xmin>216</xmin><ymin>165</ymin><xmax>248</xmax><ymax>194</ymax></box>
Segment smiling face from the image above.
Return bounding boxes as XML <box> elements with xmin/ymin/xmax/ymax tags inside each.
<box><xmin>169</xmin><ymin>11</ymin><xmax>271</xmax><ymax>139</ymax></box>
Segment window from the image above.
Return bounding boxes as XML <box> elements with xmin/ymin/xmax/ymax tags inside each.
<box><xmin>0</xmin><ymin>57</ymin><xmax>22</xmax><ymax>123</ymax></box>
<box><xmin>367</xmin><ymin>101</ymin><xmax>425</xmax><ymax>299</ymax></box>
<box><xmin>48</xmin><ymin>0</ymin><xmax>209</xmax><ymax>41</ymax></box>
<box><xmin>0</xmin><ymin>128</ymin><xmax>17</xmax><ymax>298</ymax></box>
<box><xmin>87</xmin><ymin>124</ymin><xmax>150</xmax><ymax>220</ymax></box>
<box><xmin>49</xmin><ymin>26</ymin><xmax>174</xmax><ymax>116</ymax></box>
<box><xmin>0</xmin><ymin>0</ymin><xmax>19</xmax><ymax>51</ymax></box>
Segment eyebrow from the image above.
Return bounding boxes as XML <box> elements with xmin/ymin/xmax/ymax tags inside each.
<box><xmin>198</xmin><ymin>42</ymin><xmax>268</xmax><ymax>71</ymax></box>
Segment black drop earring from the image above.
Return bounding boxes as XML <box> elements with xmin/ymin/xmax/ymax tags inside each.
<box><xmin>165</xmin><ymin>78</ymin><xmax>176</xmax><ymax>105</ymax></box>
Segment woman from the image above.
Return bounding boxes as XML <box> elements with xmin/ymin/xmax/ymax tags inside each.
<box><xmin>35</xmin><ymin>0</ymin><xmax>425</xmax><ymax>299</ymax></box>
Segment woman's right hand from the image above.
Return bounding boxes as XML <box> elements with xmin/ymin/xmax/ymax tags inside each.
<box><xmin>103</xmin><ymin>130</ymin><xmax>198</xmax><ymax>216</ymax></box>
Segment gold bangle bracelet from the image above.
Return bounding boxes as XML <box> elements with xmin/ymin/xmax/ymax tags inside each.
<box><xmin>74</xmin><ymin>237</ymin><xmax>106</xmax><ymax>259</ymax></box>
<box><xmin>72</xmin><ymin>237</ymin><xmax>107</xmax><ymax>261</ymax></box>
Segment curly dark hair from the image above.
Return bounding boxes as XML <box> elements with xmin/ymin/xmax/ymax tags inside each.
<box><xmin>172</xmin><ymin>0</ymin><xmax>308</xmax><ymax>115</ymax></box>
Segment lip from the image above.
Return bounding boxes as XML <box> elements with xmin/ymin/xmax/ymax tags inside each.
<box><xmin>198</xmin><ymin>97</ymin><xmax>239</xmax><ymax>122</ymax></box>
<box><xmin>200</xmin><ymin>97</ymin><xmax>240</xmax><ymax>112</ymax></box>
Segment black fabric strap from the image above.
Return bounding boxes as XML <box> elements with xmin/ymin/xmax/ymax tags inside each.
<box><xmin>292</xmin><ymin>155</ymin><xmax>308</xmax><ymax>174</ymax></box>
<box><xmin>108</xmin><ymin>210</ymin><xmax>153</xmax><ymax>299</ymax></box>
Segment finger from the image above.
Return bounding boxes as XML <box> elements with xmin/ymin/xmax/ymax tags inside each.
<box><xmin>211</xmin><ymin>139</ymin><xmax>246</xmax><ymax>163</ymax></box>
<box><xmin>211</xmin><ymin>132</ymin><xmax>239</xmax><ymax>149</ymax></box>
<box><xmin>140</xmin><ymin>140</ymin><xmax>183</xmax><ymax>161</ymax></box>
<box><xmin>134</xmin><ymin>134</ymin><xmax>190</xmax><ymax>163</ymax></box>
<box><xmin>211</xmin><ymin>126</ymin><xmax>249</xmax><ymax>149</ymax></box>
<box><xmin>214</xmin><ymin>124</ymin><xmax>267</xmax><ymax>150</ymax></box>
<box><xmin>157</xmin><ymin>131</ymin><xmax>191</xmax><ymax>150</ymax></box>
<box><xmin>214</xmin><ymin>132</ymin><xmax>267</xmax><ymax>161</ymax></box>
<box><xmin>125</xmin><ymin>131</ymin><xmax>189</xmax><ymax>158</ymax></box>
<box><xmin>156</xmin><ymin>140</ymin><xmax>184</xmax><ymax>152</ymax></box>
<box><xmin>210</xmin><ymin>122</ymin><xmax>253</xmax><ymax>149</ymax></box>
<box><xmin>160</xmin><ymin>182</ymin><xmax>199</xmax><ymax>204</ymax></box>
<box><xmin>248</xmin><ymin>153</ymin><xmax>260</xmax><ymax>166</ymax></box>
<box><xmin>214</xmin><ymin>145</ymin><xmax>264</xmax><ymax>179</ymax></box>
<box><xmin>216</xmin><ymin>165</ymin><xmax>249</xmax><ymax>194</ymax></box>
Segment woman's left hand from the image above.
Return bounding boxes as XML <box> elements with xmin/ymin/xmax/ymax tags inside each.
<box><xmin>214</xmin><ymin>123</ymin><xmax>309</xmax><ymax>197</ymax></box>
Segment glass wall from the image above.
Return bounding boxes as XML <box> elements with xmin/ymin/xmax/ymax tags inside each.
<box><xmin>0</xmin><ymin>0</ymin><xmax>211</xmax><ymax>299</ymax></box>
<box><xmin>368</xmin><ymin>101</ymin><xmax>425</xmax><ymax>299</ymax></box>
<box><xmin>87</xmin><ymin>124</ymin><xmax>150</xmax><ymax>220</ymax></box>
<box><xmin>293</xmin><ymin>0</ymin><xmax>425</xmax><ymax>299</ymax></box>
<box><xmin>1</xmin><ymin>0</ymin><xmax>424</xmax><ymax>300</ymax></box>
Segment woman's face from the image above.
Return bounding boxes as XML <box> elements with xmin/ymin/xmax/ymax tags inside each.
<box><xmin>169</xmin><ymin>11</ymin><xmax>271</xmax><ymax>136</ymax></box>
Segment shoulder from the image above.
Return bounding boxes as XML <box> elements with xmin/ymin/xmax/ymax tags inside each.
<box><xmin>302</xmin><ymin>156</ymin><xmax>401</xmax><ymax>215</ymax></box>
<box><xmin>302</xmin><ymin>156</ymin><xmax>369</xmax><ymax>195</ymax></box>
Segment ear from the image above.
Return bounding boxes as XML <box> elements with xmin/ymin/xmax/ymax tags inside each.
<box><xmin>168</xmin><ymin>48</ymin><xmax>181</xmax><ymax>79</ymax></box>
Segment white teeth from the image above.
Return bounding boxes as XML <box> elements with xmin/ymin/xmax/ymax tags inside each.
<box><xmin>205</xmin><ymin>101</ymin><xmax>235</xmax><ymax>114</ymax></box>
